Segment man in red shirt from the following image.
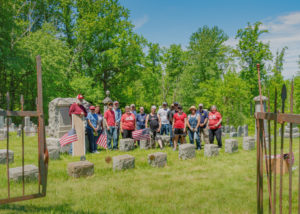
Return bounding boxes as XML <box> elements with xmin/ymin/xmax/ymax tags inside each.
<box><xmin>120</xmin><ymin>106</ymin><xmax>136</xmax><ymax>139</ymax></box>
<box><xmin>172</xmin><ymin>105</ymin><xmax>187</xmax><ymax>151</ymax></box>
<box><xmin>69</xmin><ymin>94</ymin><xmax>87</xmax><ymax>117</ymax></box>
<box><xmin>208</xmin><ymin>105</ymin><xmax>223</xmax><ymax>148</ymax></box>
<box><xmin>104</xmin><ymin>102</ymin><xmax>118</xmax><ymax>150</ymax></box>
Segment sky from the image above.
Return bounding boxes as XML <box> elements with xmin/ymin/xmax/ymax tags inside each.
<box><xmin>119</xmin><ymin>0</ymin><xmax>300</xmax><ymax>79</ymax></box>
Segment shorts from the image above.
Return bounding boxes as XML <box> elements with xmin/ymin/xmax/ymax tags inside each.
<box><xmin>122</xmin><ymin>129</ymin><xmax>133</xmax><ymax>139</ymax></box>
<box><xmin>174</xmin><ymin>128</ymin><xmax>184</xmax><ymax>135</ymax></box>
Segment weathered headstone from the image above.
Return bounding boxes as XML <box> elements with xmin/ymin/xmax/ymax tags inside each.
<box><xmin>140</xmin><ymin>139</ymin><xmax>150</xmax><ymax>150</ymax></box>
<box><xmin>224</xmin><ymin>125</ymin><xmax>230</xmax><ymax>133</ymax></box>
<box><xmin>237</xmin><ymin>126</ymin><xmax>243</xmax><ymax>137</ymax></box>
<box><xmin>119</xmin><ymin>138</ymin><xmax>135</xmax><ymax>151</ymax></box>
<box><xmin>243</xmin><ymin>136</ymin><xmax>255</xmax><ymax>150</ymax></box>
<box><xmin>113</xmin><ymin>154</ymin><xmax>135</xmax><ymax>171</ymax></box>
<box><xmin>48</xmin><ymin>145</ymin><xmax>60</xmax><ymax>160</ymax></box>
<box><xmin>281</xmin><ymin>124</ymin><xmax>300</xmax><ymax>138</ymax></box>
<box><xmin>9</xmin><ymin>123</ymin><xmax>16</xmax><ymax>132</ymax></box>
<box><xmin>230</xmin><ymin>126</ymin><xmax>236</xmax><ymax>133</ymax></box>
<box><xmin>148</xmin><ymin>152</ymin><xmax>167</xmax><ymax>167</ymax></box>
<box><xmin>67</xmin><ymin>161</ymin><xmax>94</xmax><ymax>178</ymax></box>
<box><xmin>229</xmin><ymin>132</ymin><xmax>238</xmax><ymax>138</ymax></box>
<box><xmin>243</xmin><ymin>124</ymin><xmax>248</xmax><ymax>137</ymax></box>
<box><xmin>225</xmin><ymin>139</ymin><xmax>238</xmax><ymax>153</ymax></box>
<box><xmin>9</xmin><ymin>165</ymin><xmax>38</xmax><ymax>182</ymax></box>
<box><xmin>160</xmin><ymin>135</ymin><xmax>170</xmax><ymax>146</ymax></box>
<box><xmin>204</xmin><ymin>144</ymin><xmax>219</xmax><ymax>157</ymax></box>
<box><xmin>17</xmin><ymin>128</ymin><xmax>21</xmax><ymax>137</ymax></box>
<box><xmin>179</xmin><ymin>144</ymin><xmax>195</xmax><ymax>160</ymax></box>
<box><xmin>0</xmin><ymin>149</ymin><xmax>14</xmax><ymax>164</ymax></box>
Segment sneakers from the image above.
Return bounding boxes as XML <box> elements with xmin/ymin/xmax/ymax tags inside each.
<box><xmin>94</xmin><ymin>151</ymin><xmax>100</xmax><ymax>154</ymax></box>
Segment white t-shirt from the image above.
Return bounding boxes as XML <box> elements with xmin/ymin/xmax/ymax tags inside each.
<box><xmin>157</xmin><ymin>108</ymin><xmax>169</xmax><ymax>125</ymax></box>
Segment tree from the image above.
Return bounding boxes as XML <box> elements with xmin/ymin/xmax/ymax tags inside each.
<box><xmin>235</xmin><ymin>22</ymin><xmax>272</xmax><ymax>98</ymax></box>
<box><xmin>295</xmin><ymin>56</ymin><xmax>300</xmax><ymax>113</ymax></box>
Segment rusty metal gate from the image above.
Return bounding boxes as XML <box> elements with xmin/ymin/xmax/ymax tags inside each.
<box><xmin>0</xmin><ymin>56</ymin><xmax>48</xmax><ymax>204</ymax></box>
<box><xmin>255</xmin><ymin>64</ymin><xmax>300</xmax><ymax>213</ymax></box>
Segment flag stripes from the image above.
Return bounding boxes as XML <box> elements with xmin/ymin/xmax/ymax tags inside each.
<box><xmin>132</xmin><ymin>128</ymin><xmax>150</xmax><ymax>140</ymax></box>
<box><xmin>59</xmin><ymin>129</ymin><xmax>78</xmax><ymax>147</ymax></box>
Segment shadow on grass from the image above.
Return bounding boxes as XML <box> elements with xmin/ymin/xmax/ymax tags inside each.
<box><xmin>0</xmin><ymin>203</ymin><xmax>101</xmax><ymax>214</ymax></box>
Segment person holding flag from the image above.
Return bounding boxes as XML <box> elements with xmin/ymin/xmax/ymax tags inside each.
<box><xmin>86</xmin><ymin>106</ymin><xmax>99</xmax><ymax>153</ymax></box>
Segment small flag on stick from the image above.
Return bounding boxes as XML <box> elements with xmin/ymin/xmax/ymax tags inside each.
<box><xmin>59</xmin><ymin>129</ymin><xmax>78</xmax><ymax>147</ymax></box>
<box><xmin>132</xmin><ymin>128</ymin><xmax>150</xmax><ymax>140</ymax></box>
<box><xmin>97</xmin><ymin>134</ymin><xmax>107</xmax><ymax>149</ymax></box>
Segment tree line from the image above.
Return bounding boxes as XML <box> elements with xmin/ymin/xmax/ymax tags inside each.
<box><xmin>0</xmin><ymin>0</ymin><xmax>299</xmax><ymax>127</ymax></box>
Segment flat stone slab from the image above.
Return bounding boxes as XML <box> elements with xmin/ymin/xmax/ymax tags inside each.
<box><xmin>9</xmin><ymin>165</ymin><xmax>38</xmax><ymax>182</ymax></box>
<box><xmin>140</xmin><ymin>140</ymin><xmax>150</xmax><ymax>150</ymax></box>
<box><xmin>148</xmin><ymin>152</ymin><xmax>167</xmax><ymax>167</ymax></box>
<box><xmin>225</xmin><ymin>139</ymin><xmax>238</xmax><ymax>153</ymax></box>
<box><xmin>67</xmin><ymin>161</ymin><xmax>94</xmax><ymax>178</ymax></box>
<box><xmin>243</xmin><ymin>136</ymin><xmax>255</xmax><ymax>150</ymax></box>
<box><xmin>204</xmin><ymin>144</ymin><xmax>219</xmax><ymax>157</ymax></box>
<box><xmin>48</xmin><ymin>145</ymin><xmax>60</xmax><ymax>160</ymax></box>
<box><xmin>160</xmin><ymin>135</ymin><xmax>170</xmax><ymax>145</ymax></box>
<box><xmin>119</xmin><ymin>138</ymin><xmax>135</xmax><ymax>151</ymax></box>
<box><xmin>0</xmin><ymin>149</ymin><xmax>14</xmax><ymax>164</ymax></box>
<box><xmin>113</xmin><ymin>154</ymin><xmax>135</xmax><ymax>171</ymax></box>
<box><xmin>179</xmin><ymin>144</ymin><xmax>195</xmax><ymax>160</ymax></box>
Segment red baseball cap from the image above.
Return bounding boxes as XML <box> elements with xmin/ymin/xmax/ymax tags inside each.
<box><xmin>77</xmin><ymin>94</ymin><xmax>84</xmax><ymax>99</ymax></box>
<box><xmin>89</xmin><ymin>106</ymin><xmax>95</xmax><ymax>110</ymax></box>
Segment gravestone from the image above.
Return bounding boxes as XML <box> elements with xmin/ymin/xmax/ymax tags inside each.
<box><xmin>9</xmin><ymin>165</ymin><xmax>38</xmax><ymax>182</ymax></box>
<box><xmin>48</xmin><ymin>145</ymin><xmax>60</xmax><ymax>160</ymax></box>
<box><xmin>17</xmin><ymin>128</ymin><xmax>21</xmax><ymax>137</ymax></box>
<box><xmin>225</xmin><ymin>139</ymin><xmax>238</xmax><ymax>153</ymax></box>
<box><xmin>243</xmin><ymin>136</ymin><xmax>255</xmax><ymax>150</ymax></box>
<box><xmin>0</xmin><ymin>115</ymin><xmax>4</xmax><ymax>129</ymax></box>
<box><xmin>0</xmin><ymin>149</ymin><xmax>14</xmax><ymax>164</ymax></box>
<box><xmin>119</xmin><ymin>138</ymin><xmax>135</xmax><ymax>151</ymax></box>
<box><xmin>224</xmin><ymin>125</ymin><xmax>230</xmax><ymax>133</ymax></box>
<box><xmin>229</xmin><ymin>132</ymin><xmax>237</xmax><ymax>138</ymax></box>
<box><xmin>113</xmin><ymin>154</ymin><xmax>135</xmax><ymax>171</ymax></box>
<box><xmin>67</xmin><ymin>161</ymin><xmax>94</xmax><ymax>178</ymax></box>
<box><xmin>237</xmin><ymin>126</ymin><xmax>243</xmax><ymax>137</ymax></box>
<box><xmin>9</xmin><ymin>123</ymin><xmax>16</xmax><ymax>132</ymax></box>
<box><xmin>160</xmin><ymin>135</ymin><xmax>170</xmax><ymax>146</ymax></box>
<box><xmin>140</xmin><ymin>139</ymin><xmax>150</xmax><ymax>150</ymax></box>
<box><xmin>254</xmin><ymin>96</ymin><xmax>268</xmax><ymax>137</ymax></box>
<box><xmin>179</xmin><ymin>144</ymin><xmax>195</xmax><ymax>160</ymax></box>
<box><xmin>281</xmin><ymin>124</ymin><xmax>300</xmax><ymax>138</ymax></box>
<box><xmin>204</xmin><ymin>144</ymin><xmax>219</xmax><ymax>157</ymax></box>
<box><xmin>243</xmin><ymin>124</ymin><xmax>248</xmax><ymax>137</ymax></box>
<box><xmin>230</xmin><ymin>126</ymin><xmax>236</xmax><ymax>133</ymax></box>
<box><xmin>148</xmin><ymin>152</ymin><xmax>167</xmax><ymax>167</ymax></box>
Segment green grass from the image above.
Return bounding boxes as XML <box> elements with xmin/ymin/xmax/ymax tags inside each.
<box><xmin>0</xmin><ymin>133</ymin><xmax>299</xmax><ymax>214</ymax></box>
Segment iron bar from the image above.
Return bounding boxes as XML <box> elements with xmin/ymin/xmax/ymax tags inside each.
<box><xmin>268</xmin><ymin>93</ymin><xmax>272</xmax><ymax>214</ymax></box>
<box><xmin>6</xmin><ymin>92</ymin><xmax>10</xmax><ymax>199</ymax></box>
<box><xmin>272</xmin><ymin>88</ymin><xmax>278</xmax><ymax>214</ymax></box>
<box><xmin>21</xmin><ymin>95</ymin><xmax>25</xmax><ymax>196</ymax></box>
<box><xmin>288</xmin><ymin>81</ymin><xmax>294</xmax><ymax>214</ymax></box>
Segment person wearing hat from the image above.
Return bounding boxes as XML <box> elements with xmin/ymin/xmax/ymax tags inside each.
<box><xmin>120</xmin><ymin>106</ymin><xmax>136</xmax><ymax>138</ymax></box>
<box><xmin>187</xmin><ymin>106</ymin><xmax>201</xmax><ymax>149</ymax></box>
<box><xmin>208</xmin><ymin>105</ymin><xmax>222</xmax><ymax>148</ymax></box>
<box><xmin>104</xmin><ymin>102</ymin><xmax>118</xmax><ymax>150</ymax></box>
<box><xmin>69</xmin><ymin>94</ymin><xmax>87</xmax><ymax>117</ymax></box>
<box><xmin>86</xmin><ymin>106</ymin><xmax>99</xmax><ymax>153</ymax></box>
<box><xmin>145</xmin><ymin>105</ymin><xmax>163</xmax><ymax>149</ymax></box>
<box><xmin>196</xmin><ymin>103</ymin><xmax>209</xmax><ymax>146</ymax></box>
<box><xmin>172</xmin><ymin>105</ymin><xmax>187</xmax><ymax>151</ymax></box>
<box><xmin>113</xmin><ymin>101</ymin><xmax>122</xmax><ymax>142</ymax></box>
<box><xmin>157</xmin><ymin>102</ymin><xmax>169</xmax><ymax>135</ymax></box>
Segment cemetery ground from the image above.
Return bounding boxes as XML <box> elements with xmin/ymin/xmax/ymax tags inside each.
<box><xmin>0</xmin><ymin>133</ymin><xmax>299</xmax><ymax>214</ymax></box>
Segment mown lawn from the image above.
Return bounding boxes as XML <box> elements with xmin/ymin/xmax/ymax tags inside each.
<box><xmin>0</xmin><ymin>133</ymin><xmax>299</xmax><ymax>214</ymax></box>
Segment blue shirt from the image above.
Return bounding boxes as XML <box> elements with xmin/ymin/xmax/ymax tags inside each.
<box><xmin>196</xmin><ymin>110</ymin><xmax>208</xmax><ymax>126</ymax></box>
<box><xmin>86</xmin><ymin>112</ymin><xmax>98</xmax><ymax>130</ymax></box>
<box><xmin>131</xmin><ymin>110</ymin><xmax>137</xmax><ymax>119</ymax></box>
<box><xmin>114</xmin><ymin>108</ymin><xmax>122</xmax><ymax>124</ymax></box>
<box><xmin>136</xmin><ymin>113</ymin><xmax>147</xmax><ymax>127</ymax></box>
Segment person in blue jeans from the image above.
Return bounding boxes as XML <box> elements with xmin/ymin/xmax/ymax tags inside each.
<box><xmin>113</xmin><ymin>101</ymin><xmax>122</xmax><ymax>142</ymax></box>
<box><xmin>167</xmin><ymin>103</ymin><xmax>178</xmax><ymax>147</ymax></box>
<box><xmin>158</xmin><ymin>102</ymin><xmax>169</xmax><ymax>135</ymax></box>
<box><xmin>136</xmin><ymin>107</ymin><xmax>147</xmax><ymax>145</ymax></box>
<box><xmin>104</xmin><ymin>102</ymin><xmax>118</xmax><ymax>150</ymax></box>
<box><xmin>196</xmin><ymin>103</ymin><xmax>209</xmax><ymax>147</ymax></box>
<box><xmin>187</xmin><ymin>106</ymin><xmax>201</xmax><ymax>150</ymax></box>
<box><xmin>86</xmin><ymin>106</ymin><xmax>99</xmax><ymax>153</ymax></box>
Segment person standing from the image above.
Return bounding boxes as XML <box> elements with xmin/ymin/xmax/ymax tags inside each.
<box><xmin>130</xmin><ymin>104</ymin><xmax>137</xmax><ymax>118</ymax></box>
<box><xmin>95</xmin><ymin>105</ymin><xmax>103</xmax><ymax>136</ymax></box>
<box><xmin>120</xmin><ymin>106</ymin><xmax>136</xmax><ymax>138</ymax></box>
<box><xmin>172</xmin><ymin>105</ymin><xmax>187</xmax><ymax>151</ymax></box>
<box><xmin>113</xmin><ymin>101</ymin><xmax>122</xmax><ymax>142</ymax></box>
<box><xmin>86</xmin><ymin>106</ymin><xmax>99</xmax><ymax>153</ymax></box>
<box><xmin>208</xmin><ymin>105</ymin><xmax>222</xmax><ymax>148</ymax></box>
<box><xmin>68</xmin><ymin>94</ymin><xmax>87</xmax><ymax>155</ymax></box>
<box><xmin>167</xmin><ymin>103</ymin><xmax>178</xmax><ymax>147</ymax></box>
<box><xmin>157</xmin><ymin>102</ymin><xmax>169</xmax><ymax>135</ymax></box>
<box><xmin>104</xmin><ymin>102</ymin><xmax>118</xmax><ymax>150</ymax></box>
<box><xmin>136</xmin><ymin>107</ymin><xmax>147</xmax><ymax>145</ymax></box>
<box><xmin>187</xmin><ymin>106</ymin><xmax>201</xmax><ymax>149</ymax></box>
<box><xmin>196</xmin><ymin>103</ymin><xmax>209</xmax><ymax>147</ymax></box>
<box><xmin>145</xmin><ymin>106</ymin><xmax>163</xmax><ymax>149</ymax></box>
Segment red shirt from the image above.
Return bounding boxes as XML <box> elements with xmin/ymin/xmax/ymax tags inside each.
<box><xmin>69</xmin><ymin>103</ymin><xmax>87</xmax><ymax>117</ymax></box>
<box><xmin>173</xmin><ymin>112</ymin><xmax>187</xmax><ymax>129</ymax></box>
<box><xmin>208</xmin><ymin>111</ymin><xmax>222</xmax><ymax>130</ymax></box>
<box><xmin>104</xmin><ymin>109</ymin><xmax>116</xmax><ymax>127</ymax></box>
<box><xmin>121</xmin><ymin>113</ymin><xmax>136</xmax><ymax>130</ymax></box>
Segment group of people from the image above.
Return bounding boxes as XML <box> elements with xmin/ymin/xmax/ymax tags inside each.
<box><xmin>69</xmin><ymin>94</ymin><xmax>223</xmax><ymax>153</ymax></box>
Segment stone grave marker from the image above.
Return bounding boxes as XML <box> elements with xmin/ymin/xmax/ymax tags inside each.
<box><xmin>237</xmin><ymin>126</ymin><xmax>243</xmax><ymax>137</ymax></box>
<box><xmin>243</xmin><ymin>136</ymin><xmax>255</xmax><ymax>150</ymax></box>
<box><xmin>9</xmin><ymin>165</ymin><xmax>38</xmax><ymax>182</ymax></box>
<box><xmin>229</xmin><ymin>132</ymin><xmax>238</xmax><ymax>138</ymax></box>
<box><xmin>243</xmin><ymin>124</ymin><xmax>248</xmax><ymax>137</ymax></box>
<box><xmin>119</xmin><ymin>138</ymin><xmax>135</xmax><ymax>151</ymax></box>
<box><xmin>0</xmin><ymin>149</ymin><xmax>14</xmax><ymax>164</ymax></box>
<box><xmin>148</xmin><ymin>152</ymin><xmax>167</xmax><ymax>167</ymax></box>
<box><xmin>204</xmin><ymin>144</ymin><xmax>219</xmax><ymax>157</ymax></box>
<box><xmin>140</xmin><ymin>139</ymin><xmax>150</xmax><ymax>150</ymax></box>
<box><xmin>225</xmin><ymin>139</ymin><xmax>238</xmax><ymax>153</ymax></box>
<box><xmin>179</xmin><ymin>144</ymin><xmax>195</xmax><ymax>160</ymax></box>
<box><xmin>67</xmin><ymin>161</ymin><xmax>94</xmax><ymax>178</ymax></box>
<box><xmin>113</xmin><ymin>154</ymin><xmax>135</xmax><ymax>171</ymax></box>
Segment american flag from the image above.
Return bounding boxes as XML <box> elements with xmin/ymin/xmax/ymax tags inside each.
<box><xmin>132</xmin><ymin>128</ymin><xmax>150</xmax><ymax>140</ymax></box>
<box><xmin>59</xmin><ymin>129</ymin><xmax>78</xmax><ymax>147</ymax></box>
<box><xmin>97</xmin><ymin>134</ymin><xmax>107</xmax><ymax>149</ymax></box>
